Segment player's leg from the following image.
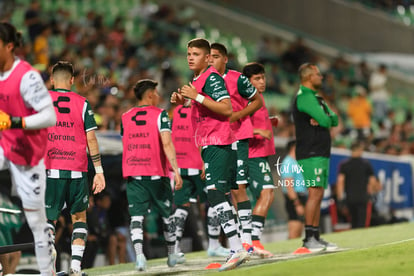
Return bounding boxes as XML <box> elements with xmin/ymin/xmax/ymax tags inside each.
<box><xmin>230</xmin><ymin>140</ymin><xmax>253</xmax><ymax>250</ymax></box>
<box><xmin>68</xmin><ymin>175</ymin><xmax>89</xmax><ymax>275</ymax></box>
<box><xmin>203</xmin><ymin>145</ymin><xmax>249</xmax><ymax>271</ymax></box>
<box><xmin>151</xmin><ymin>177</ymin><xmax>184</xmax><ymax>267</ymax></box>
<box><xmin>248</xmin><ymin>157</ymin><xmax>274</xmax><ymax>257</ymax></box>
<box><xmin>126</xmin><ymin>177</ymin><xmax>150</xmax><ymax>271</ymax></box>
<box><xmin>172</xmin><ymin>172</ymin><xmax>193</xmax><ymax>253</ymax></box>
<box><xmin>9</xmin><ymin>159</ymin><xmax>54</xmax><ymax>275</ymax></box>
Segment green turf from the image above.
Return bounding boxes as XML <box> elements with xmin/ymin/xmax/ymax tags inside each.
<box><xmin>84</xmin><ymin>222</ymin><xmax>414</xmax><ymax>275</ymax></box>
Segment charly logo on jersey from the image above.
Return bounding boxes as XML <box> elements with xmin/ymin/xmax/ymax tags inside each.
<box><xmin>47</xmin><ymin>147</ymin><xmax>76</xmax><ymax>160</ymax></box>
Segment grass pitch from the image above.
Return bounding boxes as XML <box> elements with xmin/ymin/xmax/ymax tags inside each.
<box><xmin>84</xmin><ymin>222</ymin><xmax>414</xmax><ymax>275</ymax></box>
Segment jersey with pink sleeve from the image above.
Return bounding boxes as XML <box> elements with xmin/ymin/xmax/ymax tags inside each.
<box><xmin>191</xmin><ymin>66</ymin><xmax>235</xmax><ymax>147</ymax></box>
<box><xmin>248</xmin><ymin>94</ymin><xmax>276</xmax><ymax>158</ymax></box>
<box><xmin>0</xmin><ymin>60</ymin><xmax>52</xmax><ymax>166</ymax></box>
<box><xmin>121</xmin><ymin>105</ymin><xmax>171</xmax><ymax>177</ymax></box>
<box><xmin>223</xmin><ymin>69</ymin><xmax>256</xmax><ymax>141</ymax></box>
<box><xmin>45</xmin><ymin>89</ymin><xmax>96</xmax><ymax>172</ymax></box>
<box><xmin>172</xmin><ymin>105</ymin><xmax>203</xmax><ymax>170</ymax></box>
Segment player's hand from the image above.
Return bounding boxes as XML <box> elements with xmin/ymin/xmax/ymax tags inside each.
<box><xmin>170</xmin><ymin>90</ymin><xmax>186</xmax><ymax>105</ymax></box>
<box><xmin>255</xmin><ymin>129</ymin><xmax>272</xmax><ymax>140</ymax></box>
<box><xmin>0</xmin><ymin>110</ymin><xmax>12</xmax><ymax>131</ymax></box>
<box><xmin>269</xmin><ymin>116</ymin><xmax>279</xmax><ymax>128</ymax></box>
<box><xmin>174</xmin><ymin>173</ymin><xmax>183</xmax><ymax>190</ymax></box>
<box><xmin>180</xmin><ymin>83</ymin><xmax>198</xmax><ymax>100</ymax></box>
<box><xmin>92</xmin><ymin>173</ymin><xmax>106</xmax><ymax>194</ymax></box>
<box><xmin>230</xmin><ymin>111</ymin><xmax>241</xmax><ymax>123</ymax></box>
<box><xmin>295</xmin><ymin>204</ymin><xmax>305</xmax><ymax>216</ymax></box>
<box><xmin>200</xmin><ymin>164</ymin><xmax>206</xmax><ymax>180</ymax></box>
<box><xmin>310</xmin><ymin>118</ymin><xmax>319</xmax><ymax>126</ymax></box>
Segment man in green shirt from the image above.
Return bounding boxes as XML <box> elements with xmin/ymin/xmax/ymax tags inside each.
<box><xmin>292</xmin><ymin>63</ymin><xmax>338</xmax><ymax>252</ymax></box>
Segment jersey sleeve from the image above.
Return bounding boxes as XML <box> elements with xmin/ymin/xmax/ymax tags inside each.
<box><xmin>237</xmin><ymin>74</ymin><xmax>257</xmax><ymax>99</ymax></box>
<box><xmin>84</xmin><ymin>100</ymin><xmax>98</xmax><ymax>132</ymax></box>
<box><xmin>203</xmin><ymin>73</ymin><xmax>230</xmax><ymax>102</ymax></box>
<box><xmin>297</xmin><ymin>92</ymin><xmax>332</xmax><ymax>128</ymax></box>
<box><xmin>20</xmin><ymin>70</ymin><xmax>53</xmax><ymax>111</ymax></box>
<box><xmin>158</xmin><ymin>110</ymin><xmax>171</xmax><ymax>132</ymax></box>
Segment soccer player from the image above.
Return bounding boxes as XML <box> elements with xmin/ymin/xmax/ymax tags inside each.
<box><xmin>171</xmin><ymin>104</ymin><xmax>230</xmax><ymax>257</ymax></box>
<box><xmin>122</xmin><ymin>79</ymin><xmax>183</xmax><ymax>271</ymax></box>
<box><xmin>209</xmin><ymin>43</ymin><xmax>263</xmax><ymax>254</ymax></box>
<box><xmin>292</xmin><ymin>63</ymin><xmax>338</xmax><ymax>252</ymax></box>
<box><xmin>0</xmin><ymin>22</ymin><xmax>56</xmax><ymax>276</ymax></box>
<box><xmin>171</xmin><ymin>38</ymin><xmax>249</xmax><ymax>271</ymax></box>
<box><xmin>242</xmin><ymin>62</ymin><xmax>275</xmax><ymax>257</ymax></box>
<box><xmin>44</xmin><ymin>61</ymin><xmax>106</xmax><ymax>276</ymax></box>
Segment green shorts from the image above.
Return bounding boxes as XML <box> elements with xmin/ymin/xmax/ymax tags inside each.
<box><xmin>202</xmin><ymin>145</ymin><xmax>236</xmax><ymax>193</ymax></box>
<box><xmin>236</xmin><ymin>139</ymin><xmax>250</xmax><ymax>185</ymax></box>
<box><xmin>174</xmin><ymin>169</ymin><xmax>207</xmax><ymax>205</ymax></box>
<box><xmin>126</xmin><ymin>176</ymin><xmax>173</xmax><ymax>218</ymax></box>
<box><xmin>248</xmin><ymin>157</ymin><xmax>275</xmax><ymax>199</ymax></box>
<box><xmin>0</xmin><ymin>228</ymin><xmax>13</xmax><ymax>246</ymax></box>
<box><xmin>298</xmin><ymin>157</ymin><xmax>329</xmax><ymax>189</ymax></box>
<box><xmin>45</xmin><ymin>174</ymin><xmax>89</xmax><ymax>221</ymax></box>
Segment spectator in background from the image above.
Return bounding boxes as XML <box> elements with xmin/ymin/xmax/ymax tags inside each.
<box><xmin>347</xmin><ymin>85</ymin><xmax>372</xmax><ymax>141</ymax></box>
<box><xmin>280</xmin><ymin>140</ymin><xmax>307</xmax><ymax>239</ymax></box>
<box><xmin>33</xmin><ymin>23</ymin><xmax>51</xmax><ymax>69</ymax></box>
<box><xmin>336</xmin><ymin>141</ymin><xmax>382</xmax><ymax>228</ymax></box>
<box><xmin>369</xmin><ymin>64</ymin><xmax>389</xmax><ymax>122</ymax></box>
<box><xmin>24</xmin><ymin>0</ymin><xmax>42</xmax><ymax>43</ymax></box>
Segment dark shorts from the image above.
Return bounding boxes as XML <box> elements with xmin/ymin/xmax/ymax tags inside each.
<box><xmin>298</xmin><ymin>157</ymin><xmax>329</xmax><ymax>189</ymax></box>
<box><xmin>126</xmin><ymin>176</ymin><xmax>173</xmax><ymax>218</ymax></box>
<box><xmin>284</xmin><ymin>193</ymin><xmax>308</xmax><ymax>221</ymax></box>
<box><xmin>236</xmin><ymin>139</ymin><xmax>250</xmax><ymax>185</ymax></box>
<box><xmin>248</xmin><ymin>157</ymin><xmax>275</xmax><ymax>199</ymax></box>
<box><xmin>174</xmin><ymin>171</ymin><xmax>206</xmax><ymax>205</ymax></box>
<box><xmin>202</xmin><ymin>145</ymin><xmax>237</xmax><ymax>193</ymax></box>
<box><xmin>46</xmin><ymin>174</ymin><xmax>89</xmax><ymax>221</ymax></box>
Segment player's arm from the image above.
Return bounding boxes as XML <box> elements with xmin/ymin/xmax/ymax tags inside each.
<box><xmin>230</xmin><ymin>76</ymin><xmax>262</xmax><ymax>122</ymax></box>
<box><xmin>159</xmin><ymin>111</ymin><xmax>182</xmax><ymax>190</ymax></box>
<box><xmin>297</xmin><ymin>93</ymin><xmax>332</xmax><ymax>128</ymax></box>
<box><xmin>336</xmin><ymin>173</ymin><xmax>345</xmax><ymax>200</ymax></box>
<box><xmin>0</xmin><ymin>70</ymin><xmax>56</xmax><ymax>131</ymax></box>
<box><xmin>253</xmin><ymin>128</ymin><xmax>272</xmax><ymax>139</ymax></box>
<box><xmin>84</xmin><ymin>101</ymin><xmax>105</xmax><ymax>194</ymax></box>
<box><xmin>180</xmin><ymin>74</ymin><xmax>232</xmax><ymax>117</ymax></box>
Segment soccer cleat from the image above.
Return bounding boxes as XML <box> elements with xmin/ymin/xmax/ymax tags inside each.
<box><xmin>207</xmin><ymin>246</ymin><xmax>231</xmax><ymax>257</ymax></box>
<box><xmin>251</xmin><ymin>240</ymin><xmax>273</xmax><ymax>257</ymax></box>
<box><xmin>135</xmin><ymin>254</ymin><xmax>147</xmax><ymax>271</ymax></box>
<box><xmin>69</xmin><ymin>268</ymin><xmax>82</xmax><ymax>276</ymax></box>
<box><xmin>176</xmin><ymin>252</ymin><xmax>186</xmax><ymax>264</ymax></box>
<box><xmin>218</xmin><ymin>249</ymin><xmax>250</xmax><ymax>272</ymax></box>
<box><xmin>303</xmin><ymin>237</ymin><xmax>326</xmax><ymax>253</ymax></box>
<box><xmin>242</xmin><ymin>243</ymin><xmax>254</xmax><ymax>254</ymax></box>
<box><xmin>318</xmin><ymin>238</ymin><xmax>338</xmax><ymax>251</ymax></box>
<box><xmin>167</xmin><ymin>253</ymin><xmax>185</xmax><ymax>267</ymax></box>
<box><xmin>252</xmin><ymin>246</ymin><xmax>274</xmax><ymax>258</ymax></box>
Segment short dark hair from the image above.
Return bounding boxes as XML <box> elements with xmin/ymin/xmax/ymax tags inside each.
<box><xmin>211</xmin><ymin>42</ymin><xmax>227</xmax><ymax>57</ymax></box>
<box><xmin>52</xmin><ymin>61</ymin><xmax>74</xmax><ymax>77</ymax></box>
<box><xmin>187</xmin><ymin>38</ymin><xmax>210</xmax><ymax>54</ymax></box>
<box><xmin>242</xmin><ymin>62</ymin><xmax>265</xmax><ymax>78</ymax></box>
<box><xmin>286</xmin><ymin>140</ymin><xmax>296</xmax><ymax>152</ymax></box>
<box><xmin>298</xmin><ymin>62</ymin><xmax>317</xmax><ymax>82</ymax></box>
<box><xmin>134</xmin><ymin>79</ymin><xmax>158</xmax><ymax>100</ymax></box>
<box><xmin>0</xmin><ymin>22</ymin><xmax>22</xmax><ymax>51</ymax></box>
<box><xmin>351</xmin><ymin>141</ymin><xmax>364</xmax><ymax>151</ymax></box>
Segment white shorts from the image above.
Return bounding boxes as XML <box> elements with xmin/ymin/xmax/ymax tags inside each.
<box><xmin>0</xmin><ymin>146</ymin><xmax>46</xmax><ymax>210</ymax></box>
